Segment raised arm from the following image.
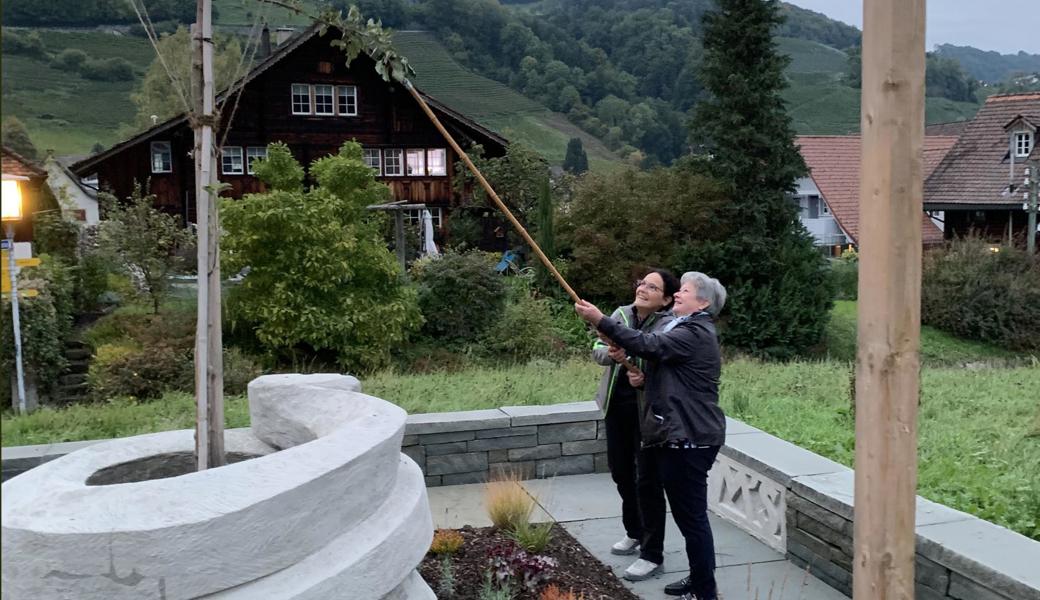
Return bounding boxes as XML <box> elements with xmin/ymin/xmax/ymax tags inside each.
<box><xmin>597</xmin><ymin>316</ymin><xmax>696</xmax><ymax>364</ymax></box>
<box><xmin>591</xmin><ymin>307</ymin><xmax>624</xmax><ymax>366</ymax></box>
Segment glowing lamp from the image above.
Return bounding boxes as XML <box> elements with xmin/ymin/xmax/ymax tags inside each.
<box><xmin>1</xmin><ymin>176</ymin><xmax>28</xmax><ymax>222</ymax></box>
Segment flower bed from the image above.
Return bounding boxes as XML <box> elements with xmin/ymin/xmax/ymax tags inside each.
<box><xmin>418</xmin><ymin>525</ymin><xmax>638</xmax><ymax>600</ymax></box>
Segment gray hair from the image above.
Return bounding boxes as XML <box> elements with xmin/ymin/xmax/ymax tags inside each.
<box><xmin>680</xmin><ymin>271</ymin><xmax>727</xmax><ymax>316</ymax></box>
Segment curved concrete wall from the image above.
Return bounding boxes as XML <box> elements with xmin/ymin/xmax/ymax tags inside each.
<box><xmin>1</xmin><ymin>374</ymin><xmax>434</xmax><ymax>600</ymax></box>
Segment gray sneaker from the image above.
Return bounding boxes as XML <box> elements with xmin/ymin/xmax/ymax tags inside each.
<box><xmin>611</xmin><ymin>536</ymin><xmax>640</xmax><ymax>555</ymax></box>
<box><xmin>623</xmin><ymin>558</ymin><xmax>662</xmax><ymax>581</ymax></box>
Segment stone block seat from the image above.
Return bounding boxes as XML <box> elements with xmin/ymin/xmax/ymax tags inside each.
<box><xmin>1</xmin><ymin>374</ymin><xmax>435</xmax><ymax>600</ymax></box>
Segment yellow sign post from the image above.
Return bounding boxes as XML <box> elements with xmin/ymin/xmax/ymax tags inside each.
<box><xmin>0</xmin><ymin>253</ymin><xmax>40</xmax><ymax>295</ymax></box>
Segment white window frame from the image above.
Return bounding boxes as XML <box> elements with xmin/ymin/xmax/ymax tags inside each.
<box><xmin>291</xmin><ymin>83</ymin><xmax>311</xmax><ymax>115</ymax></box>
<box><xmin>150</xmin><ymin>141</ymin><xmax>172</xmax><ymax>174</ymax></box>
<box><xmin>221</xmin><ymin>146</ymin><xmax>244</xmax><ymax>175</ymax></box>
<box><xmin>820</xmin><ymin>198</ymin><xmax>830</xmax><ymax>215</ymax></box>
<box><xmin>246</xmin><ymin>146</ymin><xmax>267</xmax><ymax>175</ymax></box>
<box><xmin>384</xmin><ymin>149</ymin><xmax>403</xmax><ymax>176</ymax></box>
<box><xmin>363</xmin><ymin>148</ymin><xmax>382</xmax><ymax>175</ymax></box>
<box><xmin>1014</xmin><ymin>130</ymin><xmax>1034</xmax><ymax>158</ymax></box>
<box><xmin>427</xmin><ymin>148</ymin><xmax>447</xmax><ymax>176</ymax></box>
<box><xmin>404</xmin><ymin>207</ymin><xmax>442</xmax><ymax>228</ymax></box>
<box><xmin>337</xmin><ymin>85</ymin><xmax>358</xmax><ymax>116</ymax></box>
<box><xmin>313</xmin><ymin>84</ymin><xmax>335</xmax><ymax>116</ymax></box>
<box><xmin>406</xmin><ymin>148</ymin><xmax>426</xmax><ymax>176</ymax></box>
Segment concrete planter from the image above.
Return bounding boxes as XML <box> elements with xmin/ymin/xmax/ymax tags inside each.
<box><xmin>1</xmin><ymin>374</ymin><xmax>434</xmax><ymax>600</ymax></box>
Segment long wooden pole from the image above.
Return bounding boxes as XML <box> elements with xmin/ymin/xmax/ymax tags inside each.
<box><xmin>402</xmin><ymin>80</ymin><xmax>578</xmax><ymax>302</ymax></box>
<box><xmin>403</xmin><ymin>80</ymin><xmax>638</xmax><ymax>373</ymax></box>
<box><xmin>854</xmin><ymin>0</ymin><xmax>925</xmax><ymax>597</ymax></box>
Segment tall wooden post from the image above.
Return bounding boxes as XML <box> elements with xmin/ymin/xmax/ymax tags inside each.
<box><xmin>192</xmin><ymin>0</ymin><xmax>225</xmax><ymax>470</ymax></box>
<box><xmin>854</xmin><ymin>0</ymin><xmax>925</xmax><ymax>598</ymax></box>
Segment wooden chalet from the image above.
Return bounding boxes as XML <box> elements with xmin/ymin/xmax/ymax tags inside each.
<box><xmin>70</xmin><ymin>25</ymin><xmax>508</xmax><ymax>241</ymax></box>
<box><xmin>924</xmin><ymin>92</ymin><xmax>1040</xmax><ymax>245</ymax></box>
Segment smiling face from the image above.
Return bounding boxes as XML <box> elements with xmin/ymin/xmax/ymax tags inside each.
<box><xmin>671</xmin><ymin>281</ymin><xmax>710</xmax><ymax>317</ymax></box>
<box><xmin>633</xmin><ymin>272</ymin><xmax>672</xmax><ymax>313</ymax></box>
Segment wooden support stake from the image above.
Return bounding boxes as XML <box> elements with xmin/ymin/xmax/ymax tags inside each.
<box><xmin>192</xmin><ymin>0</ymin><xmax>225</xmax><ymax>470</ymax></box>
<box><xmin>854</xmin><ymin>0</ymin><xmax>925</xmax><ymax>597</ymax></box>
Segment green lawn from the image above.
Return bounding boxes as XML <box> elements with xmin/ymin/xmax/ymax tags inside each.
<box><xmin>3</xmin><ymin>307</ymin><xmax>1037</xmax><ymax>539</ymax></box>
<box><xmin>823</xmin><ymin>300</ymin><xmax>1024</xmax><ymax>366</ymax></box>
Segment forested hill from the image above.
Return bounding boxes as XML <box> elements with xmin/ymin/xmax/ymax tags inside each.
<box><xmin>934</xmin><ymin>44</ymin><xmax>1040</xmax><ymax>83</ymax></box>
<box><xmin>1</xmin><ymin>0</ymin><xmax>985</xmax><ymax>163</ymax></box>
<box><xmin>348</xmin><ymin>0</ymin><xmax>977</xmax><ymax>164</ymax></box>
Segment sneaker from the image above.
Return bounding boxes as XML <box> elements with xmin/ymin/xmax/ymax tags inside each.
<box><xmin>623</xmin><ymin>558</ymin><xmax>662</xmax><ymax>581</ymax></box>
<box><xmin>664</xmin><ymin>575</ymin><xmax>692</xmax><ymax>596</ymax></box>
<box><xmin>611</xmin><ymin>536</ymin><xmax>640</xmax><ymax>556</ymax></box>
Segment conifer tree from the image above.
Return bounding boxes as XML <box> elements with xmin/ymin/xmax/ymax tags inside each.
<box><xmin>563</xmin><ymin>137</ymin><xmax>589</xmax><ymax>174</ymax></box>
<box><xmin>685</xmin><ymin>0</ymin><xmax>833</xmax><ymax>358</ymax></box>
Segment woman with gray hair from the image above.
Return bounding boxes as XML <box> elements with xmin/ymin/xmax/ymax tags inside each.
<box><xmin>575</xmin><ymin>271</ymin><xmax>727</xmax><ymax>600</ymax></box>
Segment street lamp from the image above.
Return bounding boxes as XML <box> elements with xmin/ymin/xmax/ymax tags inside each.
<box><xmin>2</xmin><ymin>174</ymin><xmax>28</xmax><ymax>414</ymax></box>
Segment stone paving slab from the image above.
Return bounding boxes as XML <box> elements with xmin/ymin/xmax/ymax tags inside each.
<box><xmin>430</xmin><ymin>472</ymin><xmax>847</xmax><ymax>600</ymax></box>
<box><xmin>427</xmin><ymin>482</ymin><xmax>552</xmax><ymax>529</ymax></box>
<box><xmin>561</xmin><ymin>515</ymin><xmax>784</xmax><ymax>572</ymax></box>
<box><xmin>520</xmin><ymin>473</ymin><xmax>631</xmax><ymax>522</ymax></box>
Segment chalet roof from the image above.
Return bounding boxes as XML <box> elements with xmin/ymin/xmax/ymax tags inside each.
<box><xmin>924</xmin><ymin>120</ymin><xmax>970</xmax><ymax>137</ymax></box>
<box><xmin>796</xmin><ymin>135</ymin><xmax>956</xmax><ymax>246</ymax></box>
<box><xmin>1</xmin><ymin>146</ymin><xmax>47</xmax><ymax>179</ymax></box>
<box><xmin>924</xmin><ymin>92</ymin><xmax>1040</xmax><ymax>209</ymax></box>
<box><xmin>71</xmin><ymin>25</ymin><xmax>507</xmax><ymax>175</ymax></box>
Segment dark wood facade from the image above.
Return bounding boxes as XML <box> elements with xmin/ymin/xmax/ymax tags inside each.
<box><xmin>71</xmin><ymin>28</ymin><xmax>508</xmax><ymax>232</ymax></box>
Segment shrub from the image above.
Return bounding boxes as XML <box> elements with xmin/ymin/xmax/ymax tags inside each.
<box><xmin>829</xmin><ymin>250</ymin><xmax>858</xmax><ymax>301</ymax></box>
<box><xmin>88</xmin><ymin>343</ymin><xmax>192</xmax><ymax>400</ymax></box>
<box><xmin>223</xmin><ymin>142</ymin><xmax>421</xmax><ymax>372</ymax></box>
<box><xmin>429</xmin><ymin>529</ymin><xmax>465</xmax><ymax>555</ymax></box>
<box><xmin>0</xmin><ymin>29</ymin><xmax>46</xmax><ymax>58</ymax></box>
<box><xmin>508</xmin><ymin>519</ymin><xmax>554</xmax><ymax>553</ymax></box>
<box><xmin>98</xmin><ymin>185</ymin><xmax>193</xmax><ymax>314</ymax></box>
<box><xmin>485</xmin><ymin>291</ymin><xmax>555</xmax><ymax>361</ymax></box>
<box><xmin>0</xmin><ymin>256</ymin><xmax>75</xmax><ymax>397</ymax></box>
<box><xmin>33</xmin><ymin>212</ymin><xmax>80</xmax><ymax>262</ymax></box>
<box><xmin>222</xmin><ymin>347</ymin><xmax>262</xmax><ymax>396</ymax></box>
<box><xmin>556</xmin><ymin>166</ymin><xmax>727</xmax><ymax>307</ymax></box>
<box><xmin>445</xmin><ymin>209</ymin><xmax>483</xmax><ymax>250</ymax></box>
<box><xmin>50</xmin><ymin>48</ymin><xmax>88</xmax><ymax>72</ymax></box>
<box><xmin>922</xmin><ymin>238</ymin><xmax>1040</xmax><ymax>352</ymax></box>
<box><xmin>485</xmin><ymin>474</ymin><xmax>534</xmax><ymax>531</ymax></box>
<box><xmin>80</xmin><ymin>57</ymin><xmax>136</xmax><ymax>81</ymax></box>
<box><xmin>412</xmin><ymin>250</ymin><xmax>507</xmax><ymax>343</ymax></box>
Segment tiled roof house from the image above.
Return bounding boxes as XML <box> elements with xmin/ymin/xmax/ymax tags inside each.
<box><xmin>923</xmin><ymin>92</ymin><xmax>1040</xmax><ymax>244</ymax></box>
<box><xmin>1</xmin><ymin>146</ymin><xmax>48</xmax><ymax>244</ymax></box>
<box><xmin>794</xmin><ymin>135</ymin><xmax>958</xmax><ymax>249</ymax></box>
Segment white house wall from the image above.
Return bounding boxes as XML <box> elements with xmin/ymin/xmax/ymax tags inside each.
<box><xmin>793</xmin><ymin>177</ymin><xmax>849</xmax><ymax>247</ymax></box>
<box><xmin>44</xmin><ymin>158</ymin><xmax>99</xmax><ymax>226</ymax></box>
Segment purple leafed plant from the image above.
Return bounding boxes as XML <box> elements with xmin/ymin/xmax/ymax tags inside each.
<box><xmin>488</xmin><ymin>542</ymin><xmax>558</xmax><ymax>591</ymax></box>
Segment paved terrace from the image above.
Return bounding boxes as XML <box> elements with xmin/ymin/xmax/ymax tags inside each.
<box><xmin>429</xmin><ymin>473</ymin><xmax>845</xmax><ymax>600</ymax></box>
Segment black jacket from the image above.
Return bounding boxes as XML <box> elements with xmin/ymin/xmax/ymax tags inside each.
<box><xmin>597</xmin><ymin>311</ymin><xmax>726</xmax><ymax>447</ymax></box>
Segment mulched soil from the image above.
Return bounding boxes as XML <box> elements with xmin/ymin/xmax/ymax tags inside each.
<box><xmin>418</xmin><ymin>524</ymin><xmax>640</xmax><ymax>600</ymax></box>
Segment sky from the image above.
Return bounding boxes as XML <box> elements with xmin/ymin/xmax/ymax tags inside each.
<box><xmin>786</xmin><ymin>0</ymin><xmax>1040</xmax><ymax>55</ymax></box>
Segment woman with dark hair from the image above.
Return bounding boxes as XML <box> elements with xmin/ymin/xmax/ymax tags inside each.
<box><xmin>578</xmin><ymin>271</ymin><xmax>728</xmax><ymax>600</ymax></box>
<box><xmin>591</xmin><ymin>268</ymin><xmax>680</xmax><ymax>582</ymax></box>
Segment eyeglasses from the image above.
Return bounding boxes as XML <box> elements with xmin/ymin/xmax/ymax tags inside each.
<box><xmin>635</xmin><ymin>279</ymin><xmax>662</xmax><ymax>294</ymax></box>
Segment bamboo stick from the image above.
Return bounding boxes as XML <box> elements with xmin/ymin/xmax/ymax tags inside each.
<box><xmin>403</xmin><ymin>80</ymin><xmax>639</xmax><ymax>373</ymax></box>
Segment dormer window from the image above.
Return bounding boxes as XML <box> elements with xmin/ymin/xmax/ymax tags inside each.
<box><xmin>1014</xmin><ymin>130</ymin><xmax>1033</xmax><ymax>157</ymax></box>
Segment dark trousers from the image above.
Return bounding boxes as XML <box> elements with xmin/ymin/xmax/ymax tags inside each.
<box><xmin>649</xmin><ymin>445</ymin><xmax>721</xmax><ymax>600</ymax></box>
<box><xmin>604</xmin><ymin>400</ymin><xmax>666</xmax><ymax>562</ymax></box>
